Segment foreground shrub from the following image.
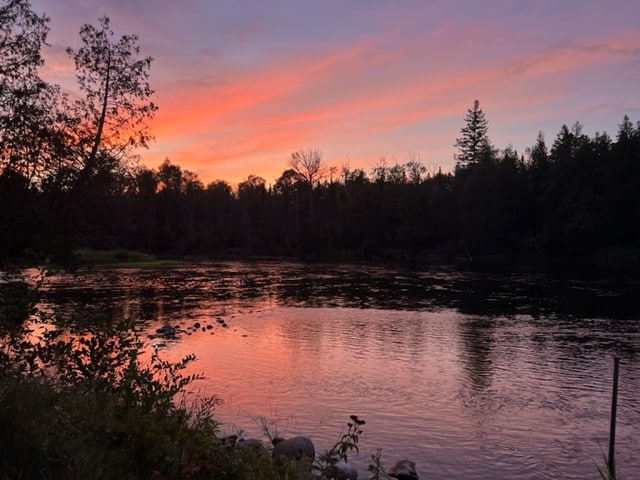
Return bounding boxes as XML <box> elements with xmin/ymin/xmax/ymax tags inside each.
<box><xmin>0</xmin><ymin>276</ymin><xmax>327</xmax><ymax>479</ymax></box>
<box><xmin>0</xmin><ymin>282</ymin><xmax>222</xmax><ymax>479</ymax></box>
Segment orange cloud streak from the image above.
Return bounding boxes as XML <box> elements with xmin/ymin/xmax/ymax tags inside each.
<box><xmin>142</xmin><ymin>27</ymin><xmax>640</xmax><ymax>185</ymax></box>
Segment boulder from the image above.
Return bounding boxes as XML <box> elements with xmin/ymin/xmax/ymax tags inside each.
<box><xmin>237</xmin><ymin>438</ymin><xmax>268</xmax><ymax>456</ymax></box>
<box><xmin>388</xmin><ymin>460</ymin><xmax>418</xmax><ymax>480</ymax></box>
<box><xmin>336</xmin><ymin>458</ymin><xmax>358</xmax><ymax>479</ymax></box>
<box><xmin>155</xmin><ymin>325</ymin><xmax>177</xmax><ymax>336</ymax></box>
<box><xmin>272</xmin><ymin>436</ymin><xmax>315</xmax><ymax>461</ymax></box>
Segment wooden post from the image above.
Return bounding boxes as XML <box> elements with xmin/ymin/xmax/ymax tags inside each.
<box><xmin>608</xmin><ymin>356</ymin><xmax>619</xmax><ymax>478</ymax></box>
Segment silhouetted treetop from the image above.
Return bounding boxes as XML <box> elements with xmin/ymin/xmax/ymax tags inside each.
<box><xmin>455</xmin><ymin>99</ymin><xmax>491</xmax><ymax>170</ymax></box>
<box><xmin>289</xmin><ymin>148</ymin><xmax>326</xmax><ymax>186</ymax></box>
<box><xmin>0</xmin><ymin>0</ymin><xmax>48</xmax><ymax>79</ymax></box>
<box><xmin>1</xmin><ymin>6</ymin><xmax>639</xmax><ymax>268</ymax></box>
<box><xmin>0</xmin><ymin>0</ymin><xmax>58</xmax><ymax>185</ymax></box>
<box><xmin>66</xmin><ymin>16</ymin><xmax>157</xmax><ymax>179</ymax></box>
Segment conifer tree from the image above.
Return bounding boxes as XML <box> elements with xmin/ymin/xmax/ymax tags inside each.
<box><xmin>454</xmin><ymin>99</ymin><xmax>490</xmax><ymax>170</ymax></box>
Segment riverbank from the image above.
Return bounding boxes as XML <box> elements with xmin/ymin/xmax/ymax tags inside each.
<box><xmin>0</xmin><ymin>329</ymin><xmax>388</xmax><ymax>480</ymax></box>
<box><xmin>0</xmin><ymin>372</ymin><xmax>302</xmax><ymax>479</ymax></box>
<box><xmin>73</xmin><ymin>248</ymin><xmax>184</xmax><ymax>268</ymax></box>
<box><xmin>4</xmin><ymin>244</ymin><xmax>640</xmax><ymax>278</ymax></box>
<box><xmin>0</xmin><ymin>275</ymin><xmax>381</xmax><ymax>479</ymax></box>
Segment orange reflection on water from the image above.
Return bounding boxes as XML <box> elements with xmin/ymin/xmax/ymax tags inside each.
<box><xmin>157</xmin><ymin>307</ymin><xmax>464</xmax><ymax>456</ymax></box>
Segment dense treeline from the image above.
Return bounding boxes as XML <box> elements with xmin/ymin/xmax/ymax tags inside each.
<box><xmin>3</xmin><ymin>116</ymin><xmax>640</xmax><ymax>267</ymax></box>
<box><xmin>1</xmin><ymin>1</ymin><xmax>639</xmax><ymax>268</ymax></box>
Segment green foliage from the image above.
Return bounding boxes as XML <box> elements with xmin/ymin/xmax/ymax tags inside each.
<box><xmin>0</xmin><ymin>278</ymin><xmax>38</xmax><ymax>327</ymax></box>
<box><xmin>455</xmin><ymin>99</ymin><xmax>491</xmax><ymax>170</ymax></box>
<box><xmin>367</xmin><ymin>449</ymin><xmax>384</xmax><ymax>480</ymax></box>
<box><xmin>72</xmin><ymin>248</ymin><xmax>182</xmax><ymax>268</ymax></box>
<box><xmin>0</xmin><ymin>281</ymin><xmax>224</xmax><ymax>479</ymax></box>
<box><xmin>314</xmin><ymin>415</ymin><xmax>365</xmax><ymax>479</ymax></box>
<box><xmin>596</xmin><ymin>450</ymin><xmax>618</xmax><ymax>480</ymax></box>
<box><xmin>0</xmin><ymin>373</ymin><xmax>221</xmax><ymax>479</ymax></box>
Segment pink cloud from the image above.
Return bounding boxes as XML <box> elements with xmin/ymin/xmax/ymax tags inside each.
<box><xmin>109</xmin><ymin>23</ymin><xmax>640</xmax><ymax>184</ymax></box>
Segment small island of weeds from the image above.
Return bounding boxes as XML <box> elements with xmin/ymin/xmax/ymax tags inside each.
<box><xmin>73</xmin><ymin>248</ymin><xmax>184</xmax><ymax>268</ymax></box>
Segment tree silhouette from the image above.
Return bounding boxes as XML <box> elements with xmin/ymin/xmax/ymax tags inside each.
<box><xmin>238</xmin><ymin>175</ymin><xmax>267</xmax><ymax>254</ymax></box>
<box><xmin>455</xmin><ymin>100</ymin><xmax>490</xmax><ymax>171</ymax></box>
<box><xmin>288</xmin><ymin>148</ymin><xmax>326</xmax><ymax>186</ymax></box>
<box><xmin>0</xmin><ymin>0</ymin><xmax>59</xmax><ymax>184</ymax></box>
<box><xmin>66</xmin><ymin>16</ymin><xmax>157</xmax><ymax>187</ymax></box>
<box><xmin>287</xmin><ymin>148</ymin><xmax>329</xmax><ymax>256</ymax></box>
<box><xmin>1</xmin><ymin>7</ymin><xmax>639</xmax><ymax>271</ymax></box>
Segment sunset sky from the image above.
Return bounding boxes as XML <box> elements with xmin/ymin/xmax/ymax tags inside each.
<box><xmin>31</xmin><ymin>0</ymin><xmax>640</xmax><ymax>186</ymax></box>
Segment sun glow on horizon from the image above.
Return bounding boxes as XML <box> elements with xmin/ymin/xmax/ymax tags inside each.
<box><xmin>31</xmin><ymin>0</ymin><xmax>640</xmax><ymax>187</ymax></box>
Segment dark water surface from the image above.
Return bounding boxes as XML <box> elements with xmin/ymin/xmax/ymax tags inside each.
<box><xmin>35</xmin><ymin>262</ymin><xmax>640</xmax><ymax>479</ymax></box>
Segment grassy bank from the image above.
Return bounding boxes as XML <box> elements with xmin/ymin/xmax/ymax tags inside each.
<box><xmin>73</xmin><ymin>249</ymin><xmax>183</xmax><ymax>268</ymax></box>
<box><xmin>0</xmin><ymin>371</ymin><xmax>366</xmax><ymax>480</ymax></box>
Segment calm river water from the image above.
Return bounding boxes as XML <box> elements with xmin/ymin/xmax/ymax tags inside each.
<box><xmin>35</xmin><ymin>262</ymin><xmax>639</xmax><ymax>479</ymax></box>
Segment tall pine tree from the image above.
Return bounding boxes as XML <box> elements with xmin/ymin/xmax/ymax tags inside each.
<box><xmin>454</xmin><ymin>99</ymin><xmax>490</xmax><ymax>170</ymax></box>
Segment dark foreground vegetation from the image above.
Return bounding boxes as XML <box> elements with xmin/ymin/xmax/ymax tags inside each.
<box><xmin>1</xmin><ymin>276</ymin><xmax>388</xmax><ymax>479</ymax></box>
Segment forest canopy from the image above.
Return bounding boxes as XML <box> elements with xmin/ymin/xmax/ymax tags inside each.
<box><xmin>1</xmin><ymin>1</ymin><xmax>639</xmax><ymax>268</ymax></box>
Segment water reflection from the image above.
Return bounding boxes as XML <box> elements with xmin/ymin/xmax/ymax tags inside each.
<box><xmin>37</xmin><ymin>263</ymin><xmax>640</xmax><ymax>323</ymax></box>
<box><xmin>27</xmin><ymin>262</ymin><xmax>640</xmax><ymax>480</ymax></box>
<box><xmin>458</xmin><ymin>316</ymin><xmax>496</xmax><ymax>391</ymax></box>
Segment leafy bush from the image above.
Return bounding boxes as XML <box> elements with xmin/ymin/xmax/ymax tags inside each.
<box><xmin>0</xmin><ymin>281</ymin><xmax>224</xmax><ymax>479</ymax></box>
<box><xmin>0</xmin><ymin>274</ymin><xmax>41</xmax><ymax>327</ymax></box>
<box><xmin>314</xmin><ymin>415</ymin><xmax>365</xmax><ymax>479</ymax></box>
<box><xmin>0</xmin><ymin>276</ymin><xmax>327</xmax><ymax>479</ymax></box>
